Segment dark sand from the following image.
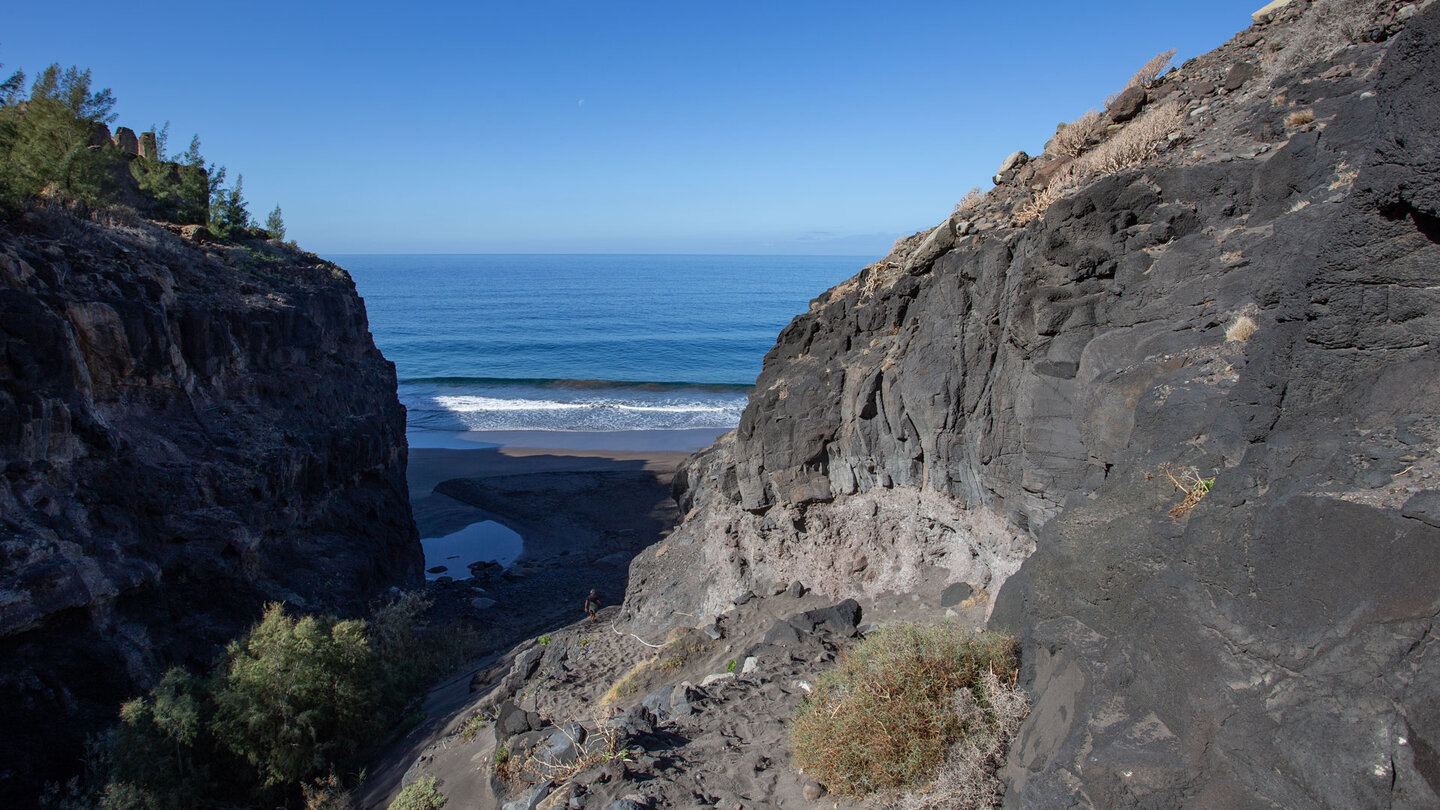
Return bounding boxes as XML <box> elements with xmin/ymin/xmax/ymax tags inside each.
<box><xmin>362</xmin><ymin>431</ymin><xmax>708</xmax><ymax>808</ymax></box>
<box><xmin>407</xmin><ymin>431</ymin><xmax>705</xmax><ymax>639</ymax></box>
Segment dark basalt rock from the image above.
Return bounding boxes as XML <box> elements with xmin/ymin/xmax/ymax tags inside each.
<box><xmin>621</xmin><ymin>2</ymin><xmax>1440</xmax><ymax>806</ymax></box>
<box><xmin>0</xmin><ymin>214</ymin><xmax>420</xmax><ymax>802</ymax></box>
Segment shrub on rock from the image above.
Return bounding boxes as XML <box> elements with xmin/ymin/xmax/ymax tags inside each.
<box><xmin>789</xmin><ymin>625</ymin><xmax>1020</xmax><ymax>797</ymax></box>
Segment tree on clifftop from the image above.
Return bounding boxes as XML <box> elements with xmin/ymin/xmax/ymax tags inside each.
<box><xmin>210</xmin><ymin>172</ymin><xmax>251</xmax><ymax>234</ymax></box>
<box><xmin>0</xmin><ymin>63</ymin><xmax>118</xmax><ymax>204</ymax></box>
<box><xmin>265</xmin><ymin>204</ymin><xmax>285</xmax><ymax>240</ymax></box>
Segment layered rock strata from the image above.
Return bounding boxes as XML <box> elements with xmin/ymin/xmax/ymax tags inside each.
<box><xmin>0</xmin><ymin>211</ymin><xmax>420</xmax><ymax>800</ymax></box>
<box><xmin>622</xmin><ymin>1</ymin><xmax>1440</xmax><ymax>805</ymax></box>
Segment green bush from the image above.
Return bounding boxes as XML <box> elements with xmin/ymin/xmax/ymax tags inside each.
<box><xmin>790</xmin><ymin>625</ymin><xmax>1019</xmax><ymax>797</ymax></box>
<box><xmin>102</xmin><ymin>595</ymin><xmax>448</xmax><ymax>806</ymax></box>
<box><xmin>388</xmin><ymin>775</ymin><xmax>446</xmax><ymax>810</ymax></box>
<box><xmin>212</xmin><ymin>604</ymin><xmax>382</xmax><ymax>787</ymax></box>
<box><xmin>103</xmin><ymin>669</ymin><xmax>213</xmax><ymax>809</ymax></box>
<box><xmin>0</xmin><ymin>63</ymin><xmax>117</xmax><ymax>207</ymax></box>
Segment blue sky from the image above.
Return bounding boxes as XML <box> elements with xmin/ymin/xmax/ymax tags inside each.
<box><xmin>6</xmin><ymin>1</ymin><xmax>1260</xmax><ymax>255</ymax></box>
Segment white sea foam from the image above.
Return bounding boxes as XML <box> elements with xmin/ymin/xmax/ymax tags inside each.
<box><xmin>406</xmin><ymin>382</ymin><xmax>749</xmax><ymax>432</ymax></box>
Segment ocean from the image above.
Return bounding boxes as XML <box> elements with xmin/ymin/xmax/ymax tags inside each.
<box><xmin>337</xmin><ymin>254</ymin><xmax>866</xmax><ymax>439</ymax></box>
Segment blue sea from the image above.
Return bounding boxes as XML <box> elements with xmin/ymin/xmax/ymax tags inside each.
<box><xmin>337</xmin><ymin>255</ymin><xmax>865</xmax><ymax>438</ymax></box>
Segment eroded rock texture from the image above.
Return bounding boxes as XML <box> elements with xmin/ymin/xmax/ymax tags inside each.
<box><xmin>0</xmin><ymin>212</ymin><xmax>420</xmax><ymax>800</ymax></box>
<box><xmin>624</xmin><ymin>1</ymin><xmax>1440</xmax><ymax>806</ymax></box>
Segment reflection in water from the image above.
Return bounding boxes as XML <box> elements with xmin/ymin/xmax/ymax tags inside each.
<box><xmin>421</xmin><ymin>520</ymin><xmax>523</xmax><ymax>580</ymax></box>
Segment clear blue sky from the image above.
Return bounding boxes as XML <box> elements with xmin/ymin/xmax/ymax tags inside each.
<box><xmin>6</xmin><ymin>1</ymin><xmax>1261</xmax><ymax>255</ymax></box>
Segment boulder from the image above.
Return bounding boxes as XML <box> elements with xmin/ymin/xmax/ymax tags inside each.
<box><xmin>1401</xmin><ymin>491</ymin><xmax>1440</xmax><ymax>528</ymax></box>
<box><xmin>496</xmin><ymin>699</ymin><xmax>544</xmax><ymax>739</ymax></box>
<box><xmin>763</xmin><ymin>619</ymin><xmax>805</xmax><ymax>646</ymax></box>
<box><xmin>997</xmin><ymin>149</ymin><xmax>1029</xmax><ymax>175</ymax></box>
<box><xmin>1252</xmin><ymin>0</ymin><xmax>1298</xmax><ymax>23</ymax></box>
<box><xmin>1107</xmin><ymin>85</ymin><xmax>1147</xmax><ymax>122</ymax></box>
<box><xmin>503</xmin><ymin>646</ymin><xmax>544</xmax><ymax>693</ymax></box>
<box><xmin>538</xmin><ymin>721</ymin><xmax>588</xmax><ymax>766</ymax></box>
<box><xmin>502</xmin><ymin>780</ymin><xmax>552</xmax><ymax>810</ymax></box>
<box><xmin>640</xmin><ymin>684</ymin><xmax>697</xmax><ymax>722</ymax></box>
<box><xmin>1224</xmin><ymin>61</ymin><xmax>1257</xmax><ymax>91</ymax></box>
<box><xmin>791</xmin><ymin>599</ymin><xmax>862</xmax><ymax>637</ymax></box>
<box><xmin>605</xmin><ymin>704</ymin><xmax>657</xmax><ymax>737</ymax></box>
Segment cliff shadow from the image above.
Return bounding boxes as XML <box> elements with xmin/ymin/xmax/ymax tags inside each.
<box><xmin>406</xmin><ymin>446</ymin><xmax>685</xmax><ymax>650</ymax></box>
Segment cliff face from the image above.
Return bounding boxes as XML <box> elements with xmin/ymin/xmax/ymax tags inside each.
<box><xmin>0</xmin><ymin>211</ymin><xmax>420</xmax><ymax>798</ymax></box>
<box><xmin>623</xmin><ymin>1</ymin><xmax>1440</xmax><ymax>806</ymax></box>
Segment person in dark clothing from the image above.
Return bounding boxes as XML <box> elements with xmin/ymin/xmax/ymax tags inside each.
<box><xmin>584</xmin><ymin>589</ymin><xmax>601</xmax><ymax>623</ymax></box>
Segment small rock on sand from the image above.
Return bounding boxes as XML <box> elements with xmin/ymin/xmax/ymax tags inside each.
<box><xmin>700</xmin><ymin>672</ymin><xmax>735</xmax><ymax>687</ymax></box>
<box><xmin>803</xmin><ymin>779</ymin><xmax>827</xmax><ymax>801</ymax></box>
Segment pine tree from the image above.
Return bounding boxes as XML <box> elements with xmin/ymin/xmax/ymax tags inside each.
<box><xmin>264</xmin><ymin>204</ymin><xmax>285</xmax><ymax>240</ymax></box>
<box><xmin>210</xmin><ymin>172</ymin><xmax>251</xmax><ymax>234</ymax></box>
<box><xmin>0</xmin><ymin>63</ymin><xmax>118</xmax><ymax>204</ymax></box>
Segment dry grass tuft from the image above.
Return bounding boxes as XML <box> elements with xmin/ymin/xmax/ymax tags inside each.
<box><xmin>1012</xmin><ymin>179</ymin><xmax>1065</xmax><ymax>226</ymax></box>
<box><xmin>1070</xmin><ymin>100</ymin><xmax>1184</xmax><ymax>178</ymax></box>
<box><xmin>953</xmin><ymin>186</ymin><xmax>985</xmax><ymax>215</ymax></box>
<box><xmin>599</xmin><ymin>658</ymin><xmax>652</xmax><ymax>704</ymax></box>
<box><xmin>1157</xmin><ymin>465</ymin><xmax>1216</xmax><ymax>519</ymax></box>
<box><xmin>598</xmin><ymin>628</ymin><xmax>712</xmax><ymax>704</ymax></box>
<box><xmin>871</xmin><ymin>671</ymin><xmax>1031</xmax><ymax>810</ymax></box>
<box><xmin>1225</xmin><ymin>315</ymin><xmax>1259</xmax><ymax>343</ymax></box>
<box><xmin>1126</xmin><ymin>49</ymin><xmax>1177</xmax><ymax>90</ymax></box>
<box><xmin>1048</xmin><ymin>110</ymin><xmax>1105</xmax><ymax>158</ymax></box>
<box><xmin>1285</xmin><ymin>108</ymin><xmax>1316</xmax><ymax>128</ymax></box>
<box><xmin>515</xmin><ymin>726</ymin><xmax>625</xmax><ymax>787</ymax></box>
<box><xmin>791</xmin><ymin>625</ymin><xmax>1020</xmax><ymax>798</ymax></box>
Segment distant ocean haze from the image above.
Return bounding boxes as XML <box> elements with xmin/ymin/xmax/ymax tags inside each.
<box><xmin>338</xmin><ymin>254</ymin><xmax>867</xmax><ymax>433</ymax></box>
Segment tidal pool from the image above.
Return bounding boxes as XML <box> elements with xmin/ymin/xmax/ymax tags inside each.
<box><xmin>421</xmin><ymin>520</ymin><xmax>523</xmax><ymax>580</ymax></box>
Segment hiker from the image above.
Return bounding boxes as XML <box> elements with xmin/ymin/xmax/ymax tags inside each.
<box><xmin>584</xmin><ymin>589</ymin><xmax>601</xmax><ymax>623</ymax></box>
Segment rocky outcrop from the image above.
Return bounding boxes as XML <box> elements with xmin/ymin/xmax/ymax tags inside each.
<box><xmin>621</xmin><ymin>0</ymin><xmax>1440</xmax><ymax>806</ymax></box>
<box><xmin>0</xmin><ymin>210</ymin><xmax>420</xmax><ymax>801</ymax></box>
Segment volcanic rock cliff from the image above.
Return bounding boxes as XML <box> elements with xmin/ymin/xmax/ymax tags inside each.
<box><xmin>621</xmin><ymin>1</ymin><xmax>1440</xmax><ymax>806</ymax></box>
<box><xmin>0</xmin><ymin>211</ymin><xmax>420</xmax><ymax>800</ymax></box>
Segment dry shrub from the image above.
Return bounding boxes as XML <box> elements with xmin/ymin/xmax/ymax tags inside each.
<box><xmin>599</xmin><ymin>658</ymin><xmax>653</xmax><ymax>704</ymax></box>
<box><xmin>791</xmin><ymin>625</ymin><xmax>1020</xmax><ymax>797</ymax></box>
<box><xmin>1158</xmin><ymin>465</ymin><xmax>1216</xmax><ymax>519</ymax></box>
<box><xmin>1126</xmin><ymin>49</ymin><xmax>1177</xmax><ymax>90</ymax></box>
<box><xmin>873</xmin><ymin>671</ymin><xmax>1031</xmax><ymax>810</ymax></box>
<box><xmin>953</xmin><ymin>186</ymin><xmax>985</xmax><ymax>215</ymax></box>
<box><xmin>1264</xmin><ymin>0</ymin><xmax>1390</xmax><ymax>78</ymax></box>
<box><xmin>1225</xmin><ymin>315</ymin><xmax>1258</xmax><ymax>342</ymax></box>
<box><xmin>1012</xmin><ymin>179</ymin><xmax>1064</xmax><ymax>226</ymax></box>
<box><xmin>1070</xmin><ymin>100</ymin><xmax>1183</xmax><ymax>179</ymax></box>
<box><xmin>1048</xmin><ymin>110</ymin><xmax>1104</xmax><ymax>158</ymax></box>
<box><xmin>599</xmin><ymin>628</ymin><xmax>711</xmax><ymax>704</ymax></box>
<box><xmin>304</xmin><ymin>774</ymin><xmax>356</xmax><ymax>810</ymax></box>
<box><xmin>1285</xmin><ymin>108</ymin><xmax>1315</xmax><ymax>128</ymax></box>
<box><xmin>516</xmin><ymin>726</ymin><xmax>624</xmax><ymax>786</ymax></box>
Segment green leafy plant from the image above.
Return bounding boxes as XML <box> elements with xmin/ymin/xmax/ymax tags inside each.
<box><xmin>790</xmin><ymin>625</ymin><xmax>1019</xmax><ymax>797</ymax></box>
<box><xmin>458</xmin><ymin>715</ymin><xmax>487</xmax><ymax>743</ymax></box>
<box><xmin>211</xmin><ymin>604</ymin><xmax>382</xmax><ymax>788</ymax></box>
<box><xmin>387</xmin><ymin>775</ymin><xmax>445</xmax><ymax>810</ymax></box>
<box><xmin>726</xmin><ymin>658</ymin><xmax>737</xmax><ymax>673</ymax></box>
